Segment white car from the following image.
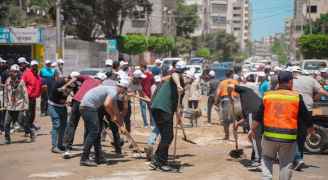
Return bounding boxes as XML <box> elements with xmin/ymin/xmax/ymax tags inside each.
<box><xmin>186</xmin><ymin>64</ymin><xmax>203</xmax><ymax>79</ymax></box>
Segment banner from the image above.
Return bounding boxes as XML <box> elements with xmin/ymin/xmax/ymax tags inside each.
<box><xmin>0</xmin><ymin>27</ymin><xmax>43</xmax><ymax>44</ymax></box>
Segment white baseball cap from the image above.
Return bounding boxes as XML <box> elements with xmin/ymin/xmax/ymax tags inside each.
<box><xmin>0</xmin><ymin>58</ymin><xmax>6</xmax><ymax>63</ymax></box>
<box><xmin>209</xmin><ymin>70</ymin><xmax>215</xmax><ymax>77</ymax></box>
<box><xmin>105</xmin><ymin>59</ymin><xmax>113</xmax><ymax>66</ymax></box>
<box><xmin>155</xmin><ymin>59</ymin><xmax>162</xmax><ymax>64</ymax></box>
<box><xmin>133</xmin><ymin>69</ymin><xmax>146</xmax><ymax>79</ymax></box>
<box><xmin>154</xmin><ymin>75</ymin><xmax>162</xmax><ymax>82</ymax></box>
<box><xmin>31</xmin><ymin>60</ymin><xmax>39</xmax><ymax>66</ymax></box>
<box><xmin>70</xmin><ymin>71</ymin><xmax>80</xmax><ymax>78</ymax></box>
<box><xmin>45</xmin><ymin>60</ymin><xmax>52</xmax><ymax>64</ymax></box>
<box><xmin>117</xmin><ymin>78</ymin><xmax>130</xmax><ymax>88</ymax></box>
<box><xmin>57</xmin><ymin>59</ymin><xmax>64</xmax><ymax>64</ymax></box>
<box><xmin>176</xmin><ymin>61</ymin><xmax>186</xmax><ymax>70</ymax></box>
<box><xmin>10</xmin><ymin>64</ymin><xmax>20</xmax><ymax>71</ymax></box>
<box><xmin>51</xmin><ymin>62</ymin><xmax>58</xmax><ymax>67</ymax></box>
<box><xmin>18</xmin><ymin>57</ymin><xmax>28</xmax><ymax>64</ymax></box>
<box><xmin>95</xmin><ymin>72</ymin><xmax>107</xmax><ymax>80</ymax></box>
<box><xmin>120</xmin><ymin>61</ymin><xmax>128</xmax><ymax>66</ymax></box>
<box><xmin>185</xmin><ymin>70</ymin><xmax>195</xmax><ymax>79</ymax></box>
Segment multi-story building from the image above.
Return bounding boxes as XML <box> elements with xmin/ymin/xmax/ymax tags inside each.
<box><xmin>122</xmin><ymin>0</ymin><xmax>176</xmax><ymax>36</ymax></box>
<box><xmin>252</xmin><ymin>40</ymin><xmax>272</xmax><ymax>58</ymax></box>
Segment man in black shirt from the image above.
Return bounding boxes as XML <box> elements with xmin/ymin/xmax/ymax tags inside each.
<box><xmin>48</xmin><ymin>76</ymin><xmax>72</xmax><ymax>153</ymax></box>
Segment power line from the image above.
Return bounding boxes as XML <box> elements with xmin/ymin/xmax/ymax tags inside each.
<box><xmin>252</xmin><ymin>9</ymin><xmax>293</xmax><ymax>22</ymax></box>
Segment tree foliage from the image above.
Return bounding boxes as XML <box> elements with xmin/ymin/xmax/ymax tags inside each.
<box><xmin>202</xmin><ymin>31</ymin><xmax>239</xmax><ymax>60</ymax></box>
<box><xmin>271</xmin><ymin>39</ymin><xmax>288</xmax><ymax>64</ymax></box>
<box><xmin>148</xmin><ymin>36</ymin><xmax>175</xmax><ymax>55</ymax></box>
<box><xmin>298</xmin><ymin>34</ymin><xmax>328</xmax><ymax>59</ymax></box>
<box><xmin>119</xmin><ymin>35</ymin><xmax>148</xmax><ymax>55</ymax></box>
<box><xmin>175</xmin><ymin>37</ymin><xmax>192</xmax><ymax>55</ymax></box>
<box><xmin>195</xmin><ymin>48</ymin><xmax>210</xmax><ymax>59</ymax></box>
<box><xmin>176</xmin><ymin>0</ymin><xmax>199</xmax><ymax>37</ymax></box>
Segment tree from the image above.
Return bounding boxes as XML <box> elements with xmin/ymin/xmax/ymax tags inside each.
<box><xmin>195</xmin><ymin>48</ymin><xmax>210</xmax><ymax>59</ymax></box>
<box><xmin>148</xmin><ymin>36</ymin><xmax>175</xmax><ymax>56</ymax></box>
<box><xmin>119</xmin><ymin>34</ymin><xmax>148</xmax><ymax>55</ymax></box>
<box><xmin>175</xmin><ymin>37</ymin><xmax>192</xmax><ymax>56</ymax></box>
<box><xmin>202</xmin><ymin>30</ymin><xmax>239</xmax><ymax>60</ymax></box>
<box><xmin>176</xmin><ymin>0</ymin><xmax>199</xmax><ymax>37</ymax></box>
<box><xmin>298</xmin><ymin>34</ymin><xmax>328</xmax><ymax>59</ymax></box>
<box><xmin>271</xmin><ymin>39</ymin><xmax>288</xmax><ymax>64</ymax></box>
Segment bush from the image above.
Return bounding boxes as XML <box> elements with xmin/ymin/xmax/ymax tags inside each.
<box><xmin>148</xmin><ymin>36</ymin><xmax>175</xmax><ymax>55</ymax></box>
<box><xmin>195</xmin><ymin>48</ymin><xmax>210</xmax><ymax>59</ymax></box>
<box><xmin>119</xmin><ymin>34</ymin><xmax>148</xmax><ymax>55</ymax></box>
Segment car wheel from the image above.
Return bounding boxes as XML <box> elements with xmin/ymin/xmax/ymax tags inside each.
<box><xmin>305</xmin><ymin>126</ymin><xmax>327</xmax><ymax>153</ymax></box>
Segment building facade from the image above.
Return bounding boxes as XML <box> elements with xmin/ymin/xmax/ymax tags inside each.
<box><xmin>122</xmin><ymin>0</ymin><xmax>176</xmax><ymax>36</ymax></box>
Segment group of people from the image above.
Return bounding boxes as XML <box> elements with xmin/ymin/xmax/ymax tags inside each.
<box><xmin>1</xmin><ymin>55</ymin><xmax>328</xmax><ymax>178</ymax></box>
<box><xmin>207</xmin><ymin>64</ymin><xmax>328</xmax><ymax>180</ymax></box>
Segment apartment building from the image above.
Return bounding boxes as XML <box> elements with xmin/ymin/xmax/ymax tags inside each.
<box><xmin>122</xmin><ymin>0</ymin><xmax>176</xmax><ymax>36</ymax></box>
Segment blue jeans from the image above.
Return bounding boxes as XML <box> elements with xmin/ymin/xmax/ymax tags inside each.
<box><xmin>147</xmin><ymin>111</ymin><xmax>160</xmax><ymax>145</ymax></box>
<box><xmin>140</xmin><ymin>100</ymin><xmax>149</xmax><ymax>127</ymax></box>
<box><xmin>48</xmin><ymin>104</ymin><xmax>67</xmax><ymax>149</ymax></box>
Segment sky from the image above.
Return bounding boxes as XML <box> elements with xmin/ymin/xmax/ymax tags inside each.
<box><xmin>251</xmin><ymin>0</ymin><xmax>293</xmax><ymax>40</ymax></box>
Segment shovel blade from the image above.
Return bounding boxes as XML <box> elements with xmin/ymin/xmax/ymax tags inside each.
<box><xmin>229</xmin><ymin>149</ymin><xmax>244</xmax><ymax>159</ymax></box>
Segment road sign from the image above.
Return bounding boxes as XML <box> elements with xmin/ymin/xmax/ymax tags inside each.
<box><xmin>107</xmin><ymin>39</ymin><xmax>118</xmax><ymax>53</ymax></box>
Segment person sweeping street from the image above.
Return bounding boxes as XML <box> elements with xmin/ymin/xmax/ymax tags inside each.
<box><xmin>249</xmin><ymin>71</ymin><xmax>315</xmax><ymax>180</ymax></box>
<box><xmin>79</xmin><ymin>80</ymin><xmax>129</xmax><ymax>167</ymax></box>
<box><xmin>149</xmin><ymin>61</ymin><xmax>185</xmax><ymax>172</ymax></box>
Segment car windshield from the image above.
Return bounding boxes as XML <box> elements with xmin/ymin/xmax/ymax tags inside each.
<box><xmin>163</xmin><ymin>60</ymin><xmax>179</xmax><ymax>66</ymax></box>
<box><xmin>304</xmin><ymin>61</ymin><xmax>327</xmax><ymax>70</ymax></box>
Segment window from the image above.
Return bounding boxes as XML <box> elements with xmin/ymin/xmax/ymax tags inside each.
<box><xmin>212</xmin><ymin>16</ymin><xmax>226</xmax><ymax>26</ymax></box>
<box><xmin>211</xmin><ymin>4</ymin><xmax>227</xmax><ymax>13</ymax></box>
<box><xmin>233</xmin><ymin>14</ymin><xmax>241</xmax><ymax>17</ymax></box>
<box><xmin>132</xmin><ymin>19</ymin><xmax>146</xmax><ymax>28</ymax></box>
<box><xmin>233</xmin><ymin>20</ymin><xmax>241</xmax><ymax>24</ymax></box>
<box><xmin>307</xmin><ymin>5</ymin><xmax>317</xmax><ymax>13</ymax></box>
<box><xmin>233</xmin><ymin>27</ymin><xmax>241</xmax><ymax>31</ymax></box>
<box><xmin>233</xmin><ymin>7</ymin><xmax>241</xmax><ymax>10</ymax></box>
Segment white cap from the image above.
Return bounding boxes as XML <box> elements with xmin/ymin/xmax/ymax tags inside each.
<box><xmin>105</xmin><ymin>59</ymin><xmax>113</xmax><ymax>66</ymax></box>
<box><xmin>289</xmin><ymin>66</ymin><xmax>302</xmax><ymax>73</ymax></box>
<box><xmin>10</xmin><ymin>64</ymin><xmax>20</xmax><ymax>71</ymax></box>
<box><xmin>209</xmin><ymin>70</ymin><xmax>215</xmax><ymax>77</ymax></box>
<box><xmin>185</xmin><ymin>70</ymin><xmax>195</xmax><ymax>79</ymax></box>
<box><xmin>133</xmin><ymin>69</ymin><xmax>146</xmax><ymax>79</ymax></box>
<box><xmin>45</xmin><ymin>60</ymin><xmax>52</xmax><ymax>64</ymax></box>
<box><xmin>120</xmin><ymin>61</ymin><xmax>128</xmax><ymax>66</ymax></box>
<box><xmin>0</xmin><ymin>58</ymin><xmax>6</xmax><ymax>63</ymax></box>
<box><xmin>57</xmin><ymin>59</ymin><xmax>64</xmax><ymax>64</ymax></box>
<box><xmin>154</xmin><ymin>75</ymin><xmax>162</xmax><ymax>82</ymax></box>
<box><xmin>51</xmin><ymin>62</ymin><xmax>58</xmax><ymax>67</ymax></box>
<box><xmin>135</xmin><ymin>66</ymin><xmax>140</xmax><ymax>70</ymax></box>
<box><xmin>155</xmin><ymin>59</ymin><xmax>162</xmax><ymax>64</ymax></box>
<box><xmin>31</xmin><ymin>60</ymin><xmax>39</xmax><ymax>66</ymax></box>
<box><xmin>95</xmin><ymin>72</ymin><xmax>107</xmax><ymax>80</ymax></box>
<box><xmin>117</xmin><ymin>78</ymin><xmax>130</xmax><ymax>88</ymax></box>
<box><xmin>18</xmin><ymin>57</ymin><xmax>28</xmax><ymax>64</ymax></box>
<box><xmin>70</xmin><ymin>71</ymin><xmax>80</xmax><ymax>78</ymax></box>
<box><xmin>176</xmin><ymin>61</ymin><xmax>186</xmax><ymax>70</ymax></box>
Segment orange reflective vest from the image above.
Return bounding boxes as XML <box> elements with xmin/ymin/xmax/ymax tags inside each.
<box><xmin>217</xmin><ymin>79</ymin><xmax>239</xmax><ymax>97</ymax></box>
<box><xmin>263</xmin><ymin>90</ymin><xmax>300</xmax><ymax>143</ymax></box>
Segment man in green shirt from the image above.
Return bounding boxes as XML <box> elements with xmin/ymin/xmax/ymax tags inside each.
<box><xmin>149</xmin><ymin>61</ymin><xmax>185</xmax><ymax>172</ymax></box>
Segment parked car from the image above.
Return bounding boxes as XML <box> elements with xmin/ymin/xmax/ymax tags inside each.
<box><xmin>189</xmin><ymin>57</ymin><xmax>205</xmax><ymax>65</ymax></box>
<box><xmin>301</xmin><ymin>59</ymin><xmax>328</xmax><ymax>74</ymax></box>
<box><xmin>186</xmin><ymin>64</ymin><xmax>203</xmax><ymax>79</ymax></box>
<box><xmin>79</xmin><ymin>68</ymin><xmax>107</xmax><ymax>76</ymax></box>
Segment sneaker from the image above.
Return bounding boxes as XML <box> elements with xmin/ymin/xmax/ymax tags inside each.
<box><xmin>144</xmin><ymin>145</ymin><xmax>154</xmax><ymax>161</ymax></box>
<box><xmin>80</xmin><ymin>160</ymin><xmax>98</xmax><ymax>167</ymax></box>
<box><xmin>51</xmin><ymin>147</ymin><xmax>64</xmax><ymax>154</ymax></box>
<box><xmin>63</xmin><ymin>150</ymin><xmax>72</xmax><ymax>159</ymax></box>
<box><xmin>4</xmin><ymin>138</ymin><xmax>11</xmax><ymax>144</ymax></box>
<box><xmin>30</xmin><ymin>132</ymin><xmax>36</xmax><ymax>143</ymax></box>
<box><xmin>294</xmin><ymin>160</ymin><xmax>305</xmax><ymax>171</ymax></box>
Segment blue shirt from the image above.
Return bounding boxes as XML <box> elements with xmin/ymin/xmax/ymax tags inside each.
<box><xmin>151</xmin><ymin>66</ymin><xmax>161</xmax><ymax>75</ymax></box>
<box><xmin>40</xmin><ymin>67</ymin><xmax>55</xmax><ymax>78</ymax></box>
<box><xmin>259</xmin><ymin>80</ymin><xmax>270</xmax><ymax>98</ymax></box>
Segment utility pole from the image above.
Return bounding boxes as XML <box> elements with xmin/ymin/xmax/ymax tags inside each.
<box><xmin>307</xmin><ymin>0</ymin><xmax>313</xmax><ymax>34</ymax></box>
<box><xmin>56</xmin><ymin>0</ymin><xmax>63</xmax><ymax>59</ymax></box>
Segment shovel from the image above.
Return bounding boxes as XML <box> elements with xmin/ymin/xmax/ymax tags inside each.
<box><xmin>228</xmin><ymin>96</ymin><xmax>244</xmax><ymax>159</ymax></box>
